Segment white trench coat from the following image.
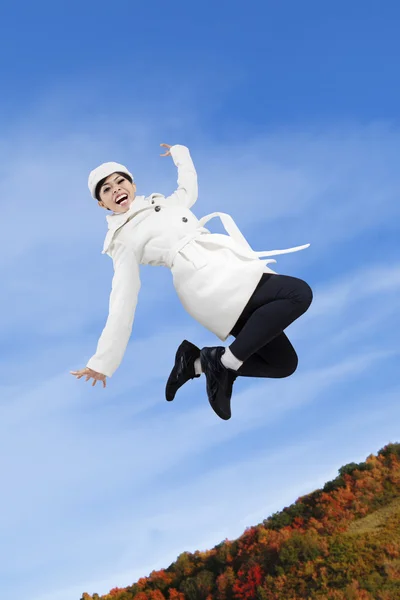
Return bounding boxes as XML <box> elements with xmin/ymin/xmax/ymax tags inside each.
<box><xmin>86</xmin><ymin>145</ymin><xmax>310</xmax><ymax>378</ymax></box>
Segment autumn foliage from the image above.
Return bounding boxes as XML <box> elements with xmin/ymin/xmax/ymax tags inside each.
<box><xmin>80</xmin><ymin>442</ymin><xmax>400</xmax><ymax>600</ymax></box>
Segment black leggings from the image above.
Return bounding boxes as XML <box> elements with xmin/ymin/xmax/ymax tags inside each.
<box><xmin>229</xmin><ymin>273</ymin><xmax>313</xmax><ymax>378</ymax></box>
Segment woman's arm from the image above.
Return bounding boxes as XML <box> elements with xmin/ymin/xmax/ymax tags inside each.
<box><xmin>85</xmin><ymin>240</ymin><xmax>141</xmax><ymax>379</ymax></box>
<box><xmin>162</xmin><ymin>144</ymin><xmax>198</xmax><ymax>208</ymax></box>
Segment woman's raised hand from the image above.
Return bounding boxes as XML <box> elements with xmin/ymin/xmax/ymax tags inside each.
<box><xmin>70</xmin><ymin>367</ymin><xmax>107</xmax><ymax>388</ymax></box>
<box><xmin>160</xmin><ymin>143</ymin><xmax>172</xmax><ymax>157</ymax></box>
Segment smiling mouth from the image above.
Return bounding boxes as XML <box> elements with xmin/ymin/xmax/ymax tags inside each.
<box><xmin>115</xmin><ymin>194</ymin><xmax>128</xmax><ymax>205</ymax></box>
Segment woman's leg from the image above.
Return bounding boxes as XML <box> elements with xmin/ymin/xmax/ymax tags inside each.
<box><xmin>234</xmin><ymin>332</ymin><xmax>298</xmax><ymax>378</ymax></box>
<box><xmin>186</xmin><ymin>273</ymin><xmax>312</xmax><ymax>421</ymax></box>
<box><xmin>228</xmin><ymin>273</ymin><xmax>312</xmax><ymax>363</ymax></box>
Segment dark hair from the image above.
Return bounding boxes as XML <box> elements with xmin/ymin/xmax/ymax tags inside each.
<box><xmin>95</xmin><ymin>172</ymin><xmax>133</xmax><ymax>201</ymax></box>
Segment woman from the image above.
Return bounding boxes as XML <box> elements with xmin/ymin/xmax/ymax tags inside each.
<box><xmin>71</xmin><ymin>143</ymin><xmax>313</xmax><ymax>420</ymax></box>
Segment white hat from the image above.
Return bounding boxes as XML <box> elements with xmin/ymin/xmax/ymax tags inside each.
<box><xmin>88</xmin><ymin>162</ymin><xmax>134</xmax><ymax>199</ymax></box>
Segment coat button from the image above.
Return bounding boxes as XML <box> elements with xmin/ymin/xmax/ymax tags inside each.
<box><xmin>182</xmin><ymin>217</ymin><xmax>188</xmax><ymax>222</ymax></box>
<box><xmin>155</xmin><ymin>205</ymin><xmax>161</xmax><ymax>212</ymax></box>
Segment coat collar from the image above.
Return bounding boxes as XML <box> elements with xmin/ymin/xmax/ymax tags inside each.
<box><xmin>105</xmin><ymin>195</ymin><xmax>148</xmax><ymax>233</ymax></box>
<box><xmin>102</xmin><ymin>193</ymin><xmax>163</xmax><ymax>255</ymax></box>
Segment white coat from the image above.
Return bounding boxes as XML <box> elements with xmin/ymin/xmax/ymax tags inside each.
<box><xmin>86</xmin><ymin>145</ymin><xmax>309</xmax><ymax>377</ymax></box>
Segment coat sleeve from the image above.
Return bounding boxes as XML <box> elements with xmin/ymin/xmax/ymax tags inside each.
<box><xmin>86</xmin><ymin>240</ymin><xmax>141</xmax><ymax>378</ymax></box>
<box><xmin>165</xmin><ymin>145</ymin><xmax>198</xmax><ymax>208</ymax></box>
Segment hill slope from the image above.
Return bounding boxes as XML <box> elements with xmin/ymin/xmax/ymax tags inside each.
<box><xmin>80</xmin><ymin>443</ymin><xmax>400</xmax><ymax>600</ymax></box>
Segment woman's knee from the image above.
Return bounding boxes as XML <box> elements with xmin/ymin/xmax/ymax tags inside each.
<box><xmin>286</xmin><ymin>350</ymin><xmax>299</xmax><ymax>377</ymax></box>
<box><xmin>279</xmin><ymin>275</ymin><xmax>313</xmax><ymax>310</ymax></box>
<box><xmin>294</xmin><ymin>278</ymin><xmax>313</xmax><ymax>312</ymax></box>
<box><xmin>275</xmin><ymin>349</ymin><xmax>298</xmax><ymax>378</ymax></box>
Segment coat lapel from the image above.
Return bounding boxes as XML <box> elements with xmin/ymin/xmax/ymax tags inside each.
<box><xmin>101</xmin><ymin>195</ymin><xmax>151</xmax><ymax>255</ymax></box>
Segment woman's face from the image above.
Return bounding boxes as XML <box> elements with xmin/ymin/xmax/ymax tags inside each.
<box><xmin>98</xmin><ymin>173</ymin><xmax>136</xmax><ymax>213</ymax></box>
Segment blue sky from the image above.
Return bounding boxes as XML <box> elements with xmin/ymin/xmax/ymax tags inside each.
<box><xmin>0</xmin><ymin>1</ymin><xmax>400</xmax><ymax>599</ymax></box>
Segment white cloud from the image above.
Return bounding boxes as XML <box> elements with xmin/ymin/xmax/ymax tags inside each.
<box><xmin>306</xmin><ymin>262</ymin><xmax>400</xmax><ymax>318</ymax></box>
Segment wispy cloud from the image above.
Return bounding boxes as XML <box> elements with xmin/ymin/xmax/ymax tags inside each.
<box><xmin>307</xmin><ymin>262</ymin><xmax>400</xmax><ymax>318</ymax></box>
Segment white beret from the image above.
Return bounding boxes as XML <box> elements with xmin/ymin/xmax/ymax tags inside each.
<box><xmin>88</xmin><ymin>162</ymin><xmax>134</xmax><ymax>199</ymax></box>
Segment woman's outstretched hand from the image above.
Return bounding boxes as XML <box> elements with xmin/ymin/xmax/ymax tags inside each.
<box><xmin>70</xmin><ymin>367</ymin><xmax>107</xmax><ymax>388</ymax></box>
<box><xmin>160</xmin><ymin>143</ymin><xmax>172</xmax><ymax>157</ymax></box>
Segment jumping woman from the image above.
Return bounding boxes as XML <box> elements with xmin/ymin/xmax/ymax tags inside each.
<box><xmin>71</xmin><ymin>144</ymin><xmax>313</xmax><ymax>420</ymax></box>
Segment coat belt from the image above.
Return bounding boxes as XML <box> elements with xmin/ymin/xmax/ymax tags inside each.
<box><xmin>167</xmin><ymin>212</ymin><xmax>310</xmax><ymax>269</ymax></box>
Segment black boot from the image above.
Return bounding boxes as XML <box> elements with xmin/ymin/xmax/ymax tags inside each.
<box><xmin>200</xmin><ymin>347</ymin><xmax>237</xmax><ymax>421</ymax></box>
<box><xmin>165</xmin><ymin>340</ymin><xmax>201</xmax><ymax>401</ymax></box>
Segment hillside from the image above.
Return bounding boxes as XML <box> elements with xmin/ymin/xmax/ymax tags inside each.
<box><xmin>80</xmin><ymin>443</ymin><xmax>400</xmax><ymax>600</ymax></box>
